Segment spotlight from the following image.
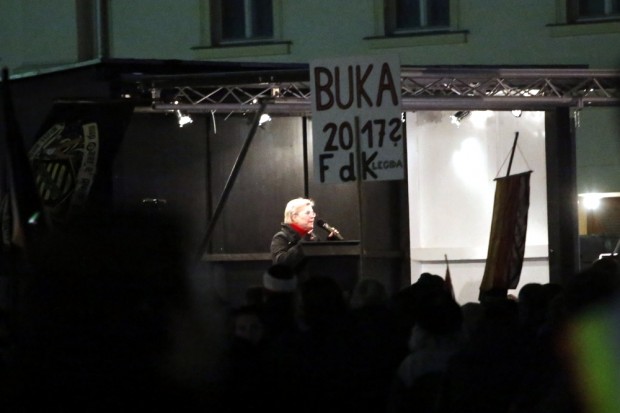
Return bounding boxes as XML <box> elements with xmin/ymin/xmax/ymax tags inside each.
<box><xmin>176</xmin><ymin>110</ymin><xmax>193</xmax><ymax>127</ymax></box>
<box><xmin>450</xmin><ymin>110</ymin><xmax>470</xmax><ymax>126</ymax></box>
<box><xmin>259</xmin><ymin>113</ymin><xmax>272</xmax><ymax>126</ymax></box>
<box><xmin>582</xmin><ymin>194</ymin><xmax>602</xmax><ymax>210</ymax></box>
<box><xmin>511</xmin><ymin>109</ymin><xmax>522</xmax><ymax>118</ymax></box>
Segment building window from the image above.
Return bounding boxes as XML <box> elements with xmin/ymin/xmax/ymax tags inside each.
<box><xmin>385</xmin><ymin>0</ymin><xmax>450</xmax><ymax>34</ymax></box>
<box><xmin>568</xmin><ymin>0</ymin><xmax>620</xmax><ymax>22</ymax></box>
<box><xmin>211</xmin><ymin>0</ymin><xmax>273</xmax><ymax>44</ymax></box>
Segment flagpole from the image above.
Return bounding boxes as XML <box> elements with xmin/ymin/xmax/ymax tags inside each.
<box><xmin>506</xmin><ymin>131</ymin><xmax>519</xmax><ymax>177</ymax></box>
<box><xmin>444</xmin><ymin>253</ymin><xmax>455</xmax><ymax>300</ymax></box>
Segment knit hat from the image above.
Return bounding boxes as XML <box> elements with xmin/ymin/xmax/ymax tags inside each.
<box><xmin>263</xmin><ymin>264</ymin><xmax>297</xmax><ymax>293</ymax></box>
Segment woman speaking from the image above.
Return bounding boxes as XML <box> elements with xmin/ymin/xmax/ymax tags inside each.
<box><xmin>270</xmin><ymin>197</ymin><xmax>340</xmax><ymax>271</ymax></box>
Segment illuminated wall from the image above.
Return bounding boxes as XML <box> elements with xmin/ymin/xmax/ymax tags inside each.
<box><xmin>407</xmin><ymin>110</ymin><xmax>549</xmax><ymax>304</ymax></box>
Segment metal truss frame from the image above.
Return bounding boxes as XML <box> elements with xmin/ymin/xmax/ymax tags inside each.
<box><xmin>131</xmin><ymin>66</ymin><xmax>620</xmax><ymax>115</ymax></box>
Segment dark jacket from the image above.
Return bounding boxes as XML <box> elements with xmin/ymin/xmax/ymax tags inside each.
<box><xmin>270</xmin><ymin>224</ymin><xmax>318</xmax><ymax>270</ymax></box>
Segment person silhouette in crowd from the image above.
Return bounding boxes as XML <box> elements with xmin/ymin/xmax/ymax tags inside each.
<box><xmin>543</xmin><ymin>256</ymin><xmax>620</xmax><ymax>413</ymax></box>
<box><xmin>264</xmin><ymin>274</ymin><xmax>366</xmax><ymax>412</ymax></box>
<box><xmin>435</xmin><ymin>292</ymin><xmax>527</xmax><ymax>413</ymax></box>
<box><xmin>387</xmin><ymin>289</ymin><xmax>464</xmax><ymax>413</ymax></box>
<box><xmin>350</xmin><ymin>276</ymin><xmax>389</xmax><ymax>310</ymax></box>
<box><xmin>260</xmin><ymin>263</ymin><xmax>301</xmax><ymax>344</ymax></box>
<box><xmin>224</xmin><ymin>304</ymin><xmax>269</xmax><ymax>411</ymax></box>
<box><xmin>349</xmin><ymin>277</ymin><xmax>402</xmax><ymax>411</ymax></box>
<box><xmin>1</xmin><ymin>211</ymin><xmax>201</xmax><ymax>411</ymax></box>
<box><xmin>388</xmin><ymin>273</ymin><xmax>448</xmax><ymax>360</ymax></box>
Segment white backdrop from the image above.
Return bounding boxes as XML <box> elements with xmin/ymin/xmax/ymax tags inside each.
<box><xmin>406</xmin><ymin>111</ymin><xmax>550</xmax><ymax>304</ymax></box>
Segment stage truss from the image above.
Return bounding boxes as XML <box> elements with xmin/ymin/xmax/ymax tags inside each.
<box><xmin>128</xmin><ymin>66</ymin><xmax>620</xmax><ymax>115</ymax></box>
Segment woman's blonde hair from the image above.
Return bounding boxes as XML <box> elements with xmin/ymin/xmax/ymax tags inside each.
<box><xmin>284</xmin><ymin>197</ymin><xmax>314</xmax><ymax>223</ymax></box>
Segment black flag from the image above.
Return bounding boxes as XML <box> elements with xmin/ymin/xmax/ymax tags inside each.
<box><xmin>28</xmin><ymin>100</ymin><xmax>134</xmax><ymax>226</ymax></box>
<box><xmin>0</xmin><ymin>67</ymin><xmax>48</xmax><ymax>257</ymax></box>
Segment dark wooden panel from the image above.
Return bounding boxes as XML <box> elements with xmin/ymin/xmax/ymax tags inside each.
<box><xmin>545</xmin><ymin>108</ymin><xmax>579</xmax><ymax>282</ymax></box>
<box><xmin>112</xmin><ymin>112</ymin><xmax>208</xmax><ymax>256</ymax></box>
<box><xmin>360</xmin><ymin>179</ymin><xmax>409</xmax><ymax>251</ymax></box>
<box><xmin>207</xmin><ymin>115</ymin><xmax>305</xmax><ymax>254</ymax></box>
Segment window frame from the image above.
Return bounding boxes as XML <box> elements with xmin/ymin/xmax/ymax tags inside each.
<box><xmin>204</xmin><ymin>0</ymin><xmax>281</xmax><ymax>47</ymax></box>
<box><xmin>549</xmin><ymin>0</ymin><xmax>620</xmax><ymax>37</ymax></box>
<box><xmin>383</xmin><ymin>0</ymin><xmax>455</xmax><ymax>36</ymax></box>
<box><xmin>566</xmin><ymin>0</ymin><xmax>620</xmax><ymax>23</ymax></box>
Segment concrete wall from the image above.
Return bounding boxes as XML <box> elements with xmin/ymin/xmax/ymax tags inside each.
<box><xmin>3</xmin><ymin>2</ymin><xmax>620</xmax><ymax>71</ymax></box>
<box><xmin>0</xmin><ymin>0</ymin><xmax>79</xmax><ymax>69</ymax></box>
<box><xmin>2</xmin><ymin>1</ymin><xmax>618</xmax><ymax>193</ymax></box>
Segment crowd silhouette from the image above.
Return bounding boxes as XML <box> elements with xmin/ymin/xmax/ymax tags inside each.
<box><xmin>219</xmin><ymin>258</ymin><xmax>620</xmax><ymax>413</ymax></box>
<box><xmin>1</xmin><ymin>218</ymin><xmax>619</xmax><ymax>412</ymax></box>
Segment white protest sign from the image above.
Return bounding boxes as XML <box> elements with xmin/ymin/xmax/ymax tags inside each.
<box><xmin>310</xmin><ymin>54</ymin><xmax>403</xmax><ymax>184</ymax></box>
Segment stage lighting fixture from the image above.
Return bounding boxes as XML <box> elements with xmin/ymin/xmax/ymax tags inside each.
<box><xmin>176</xmin><ymin>110</ymin><xmax>193</xmax><ymax>127</ymax></box>
<box><xmin>259</xmin><ymin>113</ymin><xmax>272</xmax><ymax>126</ymax></box>
<box><xmin>582</xmin><ymin>193</ymin><xmax>602</xmax><ymax>210</ymax></box>
<box><xmin>450</xmin><ymin>110</ymin><xmax>470</xmax><ymax>126</ymax></box>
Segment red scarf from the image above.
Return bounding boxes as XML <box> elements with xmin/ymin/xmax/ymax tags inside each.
<box><xmin>290</xmin><ymin>223</ymin><xmax>310</xmax><ymax>238</ymax></box>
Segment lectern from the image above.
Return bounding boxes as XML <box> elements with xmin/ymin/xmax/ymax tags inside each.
<box><xmin>300</xmin><ymin>240</ymin><xmax>361</xmax><ymax>294</ymax></box>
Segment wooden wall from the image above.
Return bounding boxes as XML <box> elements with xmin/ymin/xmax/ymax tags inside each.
<box><xmin>107</xmin><ymin>111</ymin><xmax>411</xmax><ymax>303</ymax></box>
<box><xmin>3</xmin><ymin>63</ymin><xmax>410</xmax><ymax>308</ymax></box>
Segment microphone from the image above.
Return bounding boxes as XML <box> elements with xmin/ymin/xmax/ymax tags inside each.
<box><xmin>316</xmin><ymin>219</ymin><xmax>344</xmax><ymax>240</ymax></box>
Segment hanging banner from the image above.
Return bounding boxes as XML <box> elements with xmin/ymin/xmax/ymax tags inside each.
<box><xmin>480</xmin><ymin>171</ymin><xmax>532</xmax><ymax>295</ymax></box>
<box><xmin>310</xmin><ymin>54</ymin><xmax>403</xmax><ymax>184</ymax></box>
